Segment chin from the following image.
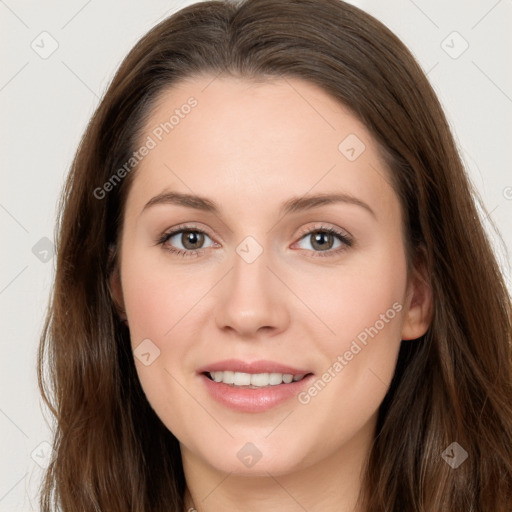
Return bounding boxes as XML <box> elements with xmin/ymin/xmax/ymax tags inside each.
<box><xmin>184</xmin><ymin>433</ymin><xmax>314</xmax><ymax>477</ymax></box>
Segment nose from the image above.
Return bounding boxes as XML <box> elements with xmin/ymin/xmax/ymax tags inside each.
<box><xmin>214</xmin><ymin>245</ymin><xmax>290</xmax><ymax>339</ymax></box>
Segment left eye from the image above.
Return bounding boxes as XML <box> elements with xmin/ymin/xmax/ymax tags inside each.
<box><xmin>296</xmin><ymin>230</ymin><xmax>345</xmax><ymax>252</ymax></box>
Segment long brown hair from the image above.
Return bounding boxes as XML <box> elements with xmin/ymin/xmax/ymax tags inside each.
<box><xmin>38</xmin><ymin>0</ymin><xmax>512</xmax><ymax>510</ymax></box>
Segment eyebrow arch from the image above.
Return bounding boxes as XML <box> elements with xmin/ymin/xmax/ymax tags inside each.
<box><xmin>141</xmin><ymin>190</ymin><xmax>376</xmax><ymax>219</ymax></box>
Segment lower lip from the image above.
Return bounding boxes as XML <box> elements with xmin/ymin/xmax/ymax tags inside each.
<box><xmin>200</xmin><ymin>373</ymin><xmax>314</xmax><ymax>412</ymax></box>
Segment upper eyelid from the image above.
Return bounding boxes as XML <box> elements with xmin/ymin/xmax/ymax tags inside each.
<box><xmin>296</xmin><ymin>223</ymin><xmax>351</xmax><ymax>239</ymax></box>
<box><xmin>162</xmin><ymin>223</ymin><xmax>214</xmax><ymax>239</ymax></box>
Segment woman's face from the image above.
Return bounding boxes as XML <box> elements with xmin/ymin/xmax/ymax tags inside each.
<box><xmin>112</xmin><ymin>75</ymin><xmax>430</xmax><ymax>477</ymax></box>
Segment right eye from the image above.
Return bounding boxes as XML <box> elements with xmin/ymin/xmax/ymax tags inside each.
<box><xmin>157</xmin><ymin>226</ymin><xmax>217</xmax><ymax>258</ymax></box>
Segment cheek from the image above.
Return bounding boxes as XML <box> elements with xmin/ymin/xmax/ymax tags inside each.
<box><xmin>121</xmin><ymin>251</ymin><xmax>204</xmax><ymax>343</ymax></box>
<box><xmin>309</xmin><ymin>242</ymin><xmax>408</xmax><ymax>351</ymax></box>
<box><xmin>120</xmin><ymin>253</ymin><xmax>201</xmax><ymax>431</ymax></box>
<box><xmin>298</xmin><ymin>245</ymin><xmax>407</xmax><ymax>420</ymax></box>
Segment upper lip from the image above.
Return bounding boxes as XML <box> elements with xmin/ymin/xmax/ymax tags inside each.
<box><xmin>197</xmin><ymin>359</ymin><xmax>312</xmax><ymax>375</ymax></box>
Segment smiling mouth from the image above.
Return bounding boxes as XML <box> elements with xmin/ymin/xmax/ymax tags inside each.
<box><xmin>204</xmin><ymin>371</ymin><xmax>311</xmax><ymax>388</ymax></box>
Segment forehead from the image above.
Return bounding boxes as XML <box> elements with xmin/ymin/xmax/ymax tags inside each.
<box><xmin>124</xmin><ymin>75</ymin><xmax>398</xmax><ymax>224</ymax></box>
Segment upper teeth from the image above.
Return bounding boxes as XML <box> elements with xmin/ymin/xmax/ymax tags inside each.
<box><xmin>209</xmin><ymin>371</ymin><xmax>305</xmax><ymax>387</ymax></box>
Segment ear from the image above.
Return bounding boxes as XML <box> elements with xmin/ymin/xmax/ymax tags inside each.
<box><xmin>107</xmin><ymin>244</ymin><xmax>127</xmax><ymax>323</ymax></box>
<box><xmin>401</xmin><ymin>249</ymin><xmax>433</xmax><ymax>341</ymax></box>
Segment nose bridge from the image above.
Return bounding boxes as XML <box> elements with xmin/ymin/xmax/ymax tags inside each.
<box><xmin>232</xmin><ymin>239</ymin><xmax>271</xmax><ymax>295</ymax></box>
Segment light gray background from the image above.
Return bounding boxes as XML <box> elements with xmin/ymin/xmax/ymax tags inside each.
<box><xmin>1</xmin><ymin>0</ymin><xmax>511</xmax><ymax>509</ymax></box>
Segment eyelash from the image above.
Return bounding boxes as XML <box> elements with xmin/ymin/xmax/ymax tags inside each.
<box><xmin>156</xmin><ymin>223</ymin><xmax>353</xmax><ymax>259</ymax></box>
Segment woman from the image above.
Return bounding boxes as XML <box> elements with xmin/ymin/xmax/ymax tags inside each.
<box><xmin>37</xmin><ymin>0</ymin><xmax>512</xmax><ymax>510</ymax></box>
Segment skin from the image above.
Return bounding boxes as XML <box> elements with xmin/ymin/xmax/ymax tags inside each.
<box><xmin>110</xmin><ymin>75</ymin><xmax>432</xmax><ymax>512</ymax></box>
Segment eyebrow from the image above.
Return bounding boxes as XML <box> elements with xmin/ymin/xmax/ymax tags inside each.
<box><xmin>141</xmin><ymin>190</ymin><xmax>376</xmax><ymax>219</ymax></box>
